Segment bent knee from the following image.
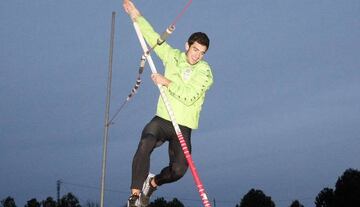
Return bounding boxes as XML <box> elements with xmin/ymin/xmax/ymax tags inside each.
<box><xmin>171</xmin><ymin>163</ymin><xmax>188</xmax><ymax>180</ymax></box>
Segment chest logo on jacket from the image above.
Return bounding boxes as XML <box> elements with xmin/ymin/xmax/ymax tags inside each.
<box><xmin>183</xmin><ymin>68</ymin><xmax>192</xmax><ymax>81</ymax></box>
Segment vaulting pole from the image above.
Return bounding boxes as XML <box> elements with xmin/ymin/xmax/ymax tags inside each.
<box><xmin>132</xmin><ymin>22</ymin><xmax>212</xmax><ymax>207</ymax></box>
<box><xmin>100</xmin><ymin>11</ymin><xmax>116</xmax><ymax>207</ymax></box>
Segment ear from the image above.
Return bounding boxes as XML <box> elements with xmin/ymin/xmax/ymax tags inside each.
<box><xmin>185</xmin><ymin>42</ymin><xmax>189</xmax><ymax>51</ymax></box>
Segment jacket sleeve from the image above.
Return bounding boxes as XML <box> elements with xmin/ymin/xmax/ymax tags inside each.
<box><xmin>136</xmin><ymin>16</ymin><xmax>176</xmax><ymax>65</ymax></box>
<box><xmin>167</xmin><ymin>64</ymin><xmax>213</xmax><ymax>106</ymax></box>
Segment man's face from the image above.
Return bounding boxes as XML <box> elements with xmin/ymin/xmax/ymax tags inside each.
<box><xmin>185</xmin><ymin>41</ymin><xmax>207</xmax><ymax>65</ymax></box>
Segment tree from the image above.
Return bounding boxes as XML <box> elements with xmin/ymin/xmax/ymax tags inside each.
<box><xmin>315</xmin><ymin>187</ymin><xmax>334</xmax><ymax>207</ymax></box>
<box><xmin>25</xmin><ymin>199</ymin><xmax>40</xmax><ymax>207</ymax></box>
<box><xmin>289</xmin><ymin>200</ymin><xmax>304</xmax><ymax>207</ymax></box>
<box><xmin>148</xmin><ymin>197</ymin><xmax>184</xmax><ymax>207</ymax></box>
<box><xmin>58</xmin><ymin>193</ymin><xmax>81</xmax><ymax>207</ymax></box>
<box><xmin>167</xmin><ymin>198</ymin><xmax>184</xmax><ymax>207</ymax></box>
<box><xmin>41</xmin><ymin>197</ymin><xmax>57</xmax><ymax>207</ymax></box>
<box><xmin>333</xmin><ymin>168</ymin><xmax>360</xmax><ymax>207</ymax></box>
<box><xmin>1</xmin><ymin>197</ymin><xmax>17</xmax><ymax>207</ymax></box>
<box><xmin>237</xmin><ymin>189</ymin><xmax>275</xmax><ymax>207</ymax></box>
<box><xmin>148</xmin><ymin>197</ymin><xmax>167</xmax><ymax>207</ymax></box>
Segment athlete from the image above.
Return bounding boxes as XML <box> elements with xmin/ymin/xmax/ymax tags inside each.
<box><xmin>123</xmin><ymin>0</ymin><xmax>213</xmax><ymax>206</ymax></box>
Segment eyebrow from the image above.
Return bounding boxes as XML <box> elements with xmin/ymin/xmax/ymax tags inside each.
<box><xmin>193</xmin><ymin>46</ymin><xmax>206</xmax><ymax>54</ymax></box>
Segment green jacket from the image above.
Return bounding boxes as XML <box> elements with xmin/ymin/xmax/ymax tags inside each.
<box><xmin>137</xmin><ymin>16</ymin><xmax>213</xmax><ymax>129</ymax></box>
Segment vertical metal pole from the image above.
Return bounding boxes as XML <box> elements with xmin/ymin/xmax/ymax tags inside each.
<box><xmin>57</xmin><ymin>180</ymin><xmax>61</xmax><ymax>205</ymax></box>
<box><xmin>100</xmin><ymin>11</ymin><xmax>116</xmax><ymax>207</ymax></box>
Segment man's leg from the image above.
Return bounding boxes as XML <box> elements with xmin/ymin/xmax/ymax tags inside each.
<box><xmin>128</xmin><ymin>132</ymin><xmax>158</xmax><ymax>207</ymax></box>
<box><xmin>131</xmin><ymin>133</ymin><xmax>157</xmax><ymax>194</ymax></box>
<box><xmin>130</xmin><ymin>117</ymin><xmax>164</xmax><ymax>201</ymax></box>
<box><xmin>154</xmin><ymin>125</ymin><xmax>192</xmax><ymax>186</ymax></box>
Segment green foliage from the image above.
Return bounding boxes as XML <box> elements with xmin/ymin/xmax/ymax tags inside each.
<box><xmin>315</xmin><ymin>168</ymin><xmax>360</xmax><ymax>207</ymax></box>
<box><xmin>148</xmin><ymin>197</ymin><xmax>184</xmax><ymax>207</ymax></box>
<box><xmin>58</xmin><ymin>193</ymin><xmax>81</xmax><ymax>207</ymax></box>
<box><xmin>237</xmin><ymin>189</ymin><xmax>275</xmax><ymax>207</ymax></box>
<box><xmin>334</xmin><ymin>168</ymin><xmax>360</xmax><ymax>207</ymax></box>
<box><xmin>315</xmin><ymin>187</ymin><xmax>334</xmax><ymax>207</ymax></box>
<box><xmin>42</xmin><ymin>197</ymin><xmax>57</xmax><ymax>207</ymax></box>
<box><xmin>167</xmin><ymin>198</ymin><xmax>184</xmax><ymax>207</ymax></box>
<box><xmin>149</xmin><ymin>197</ymin><xmax>167</xmax><ymax>207</ymax></box>
<box><xmin>1</xmin><ymin>197</ymin><xmax>17</xmax><ymax>207</ymax></box>
<box><xmin>1</xmin><ymin>169</ymin><xmax>359</xmax><ymax>207</ymax></box>
<box><xmin>25</xmin><ymin>198</ymin><xmax>40</xmax><ymax>207</ymax></box>
<box><xmin>289</xmin><ymin>200</ymin><xmax>304</xmax><ymax>207</ymax></box>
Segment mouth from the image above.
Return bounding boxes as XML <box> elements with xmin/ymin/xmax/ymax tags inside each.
<box><xmin>192</xmin><ymin>57</ymin><xmax>198</xmax><ymax>62</ymax></box>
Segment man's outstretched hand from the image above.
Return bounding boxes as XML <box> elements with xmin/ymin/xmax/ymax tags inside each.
<box><xmin>123</xmin><ymin>0</ymin><xmax>141</xmax><ymax>21</ymax></box>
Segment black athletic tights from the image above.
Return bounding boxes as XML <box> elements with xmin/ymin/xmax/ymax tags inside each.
<box><xmin>131</xmin><ymin>116</ymin><xmax>192</xmax><ymax>190</ymax></box>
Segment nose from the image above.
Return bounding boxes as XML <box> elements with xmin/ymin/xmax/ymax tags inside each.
<box><xmin>194</xmin><ymin>51</ymin><xmax>201</xmax><ymax>59</ymax></box>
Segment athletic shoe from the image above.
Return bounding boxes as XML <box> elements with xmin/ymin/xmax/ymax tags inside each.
<box><xmin>140</xmin><ymin>173</ymin><xmax>157</xmax><ymax>207</ymax></box>
<box><xmin>127</xmin><ymin>194</ymin><xmax>140</xmax><ymax>207</ymax></box>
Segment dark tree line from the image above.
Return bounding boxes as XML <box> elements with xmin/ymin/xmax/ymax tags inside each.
<box><xmin>2</xmin><ymin>168</ymin><xmax>359</xmax><ymax>207</ymax></box>
<box><xmin>236</xmin><ymin>168</ymin><xmax>360</xmax><ymax>207</ymax></box>
<box><xmin>1</xmin><ymin>193</ymin><xmax>84</xmax><ymax>207</ymax></box>
<box><xmin>315</xmin><ymin>168</ymin><xmax>360</xmax><ymax>207</ymax></box>
<box><xmin>236</xmin><ymin>189</ymin><xmax>275</xmax><ymax>207</ymax></box>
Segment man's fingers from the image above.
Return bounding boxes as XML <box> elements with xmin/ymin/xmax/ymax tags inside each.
<box><xmin>123</xmin><ymin>0</ymin><xmax>132</xmax><ymax>13</ymax></box>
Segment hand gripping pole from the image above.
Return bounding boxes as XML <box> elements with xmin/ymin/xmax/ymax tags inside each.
<box><xmin>132</xmin><ymin>22</ymin><xmax>212</xmax><ymax>207</ymax></box>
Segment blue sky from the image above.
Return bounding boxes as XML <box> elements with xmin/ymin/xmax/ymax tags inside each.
<box><xmin>1</xmin><ymin>1</ymin><xmax>359</xmax><ymax>207</ymax></box>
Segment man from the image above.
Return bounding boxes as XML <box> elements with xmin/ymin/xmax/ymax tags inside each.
<box><xmin>123</xmin><ymin>0</ymin><xmax>213</xmax><ymax>206</ymax></box>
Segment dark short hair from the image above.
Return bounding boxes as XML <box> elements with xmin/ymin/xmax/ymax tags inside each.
<box><xmin>187</xmin><ymin>32</ymin><xmax>210</xmax><ymax>51</ymax></box>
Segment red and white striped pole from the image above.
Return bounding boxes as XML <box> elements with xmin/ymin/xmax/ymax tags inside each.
<box><xmin>133</xmin><ymin>22</ymin><xmax>212</xmax><ymax>207</ymax></box>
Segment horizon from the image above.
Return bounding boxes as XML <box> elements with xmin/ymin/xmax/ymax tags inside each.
<box><xmin>1</xmin><ymin>1</ymin><xmax>359</xmax><ymax>207</ymax></box>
